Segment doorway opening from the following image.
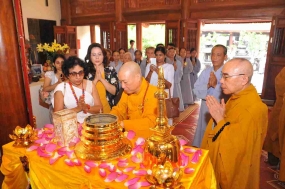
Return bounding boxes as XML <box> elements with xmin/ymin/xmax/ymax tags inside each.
<box><xmin>199</xmin><ymin>22</ymin><xmax>271</xmax><ymax>94</ymax></box>
<box><xmin>142</xmin><ymin>23</ymin><xmax>165</xmax><ymax>53</ymax></box>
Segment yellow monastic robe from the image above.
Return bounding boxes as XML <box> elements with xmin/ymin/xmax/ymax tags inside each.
<box><xmin>279</xmin><ymin>94</ymin><xmax>285</xmax><ymax>181</ymax></box>
<box><xmin>201</xmin><ymin>84</ymin><xmax>268</xmax><ymax>189</ymax></box>
<box><xmin>110</xmin><ymin>78</ymin><xmax>158</xmax><ymax>138</ymax></box>
<box><xmin>263</xmin><ymin>67</ymin><xmax>285</xmax><ymax>159</ymax></box>
<box><xmin>96</xmin><ymin>73</ymin><xmax>111</xmax><ymax>113</ymax></box>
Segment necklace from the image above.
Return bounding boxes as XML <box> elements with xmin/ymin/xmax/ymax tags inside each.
<box><xmin>69</xmin><ymin>81</ymin><xmax>85</xmax><ymax>104</ymax></box>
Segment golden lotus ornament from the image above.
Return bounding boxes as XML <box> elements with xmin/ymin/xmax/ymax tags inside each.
<box><xmin>75</xmin><ymin>114</ymin><xmax>132</xmax><ymax>161</ymax></box>
<box><xmin>9</xmin><ymin>125</ymin><xmax>37</xmax><ymax>147</ymax></box>
<box><xmin>144</xmin><ymin>67</ymin><xmax>183</xmax><ymax>188</ymax></box>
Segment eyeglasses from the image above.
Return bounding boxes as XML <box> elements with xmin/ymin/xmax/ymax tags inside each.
<box><xmin>69</xmin><ymin>70</ymin><xmax>84</xmax><ymax>77</ymax></box>
<box><xmin>221</xmin><ymin>73</ymin><xmax>245</xmax><ymax>79</ymax></box>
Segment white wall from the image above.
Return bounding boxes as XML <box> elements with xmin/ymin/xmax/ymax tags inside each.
<box><xmin>77</xmin><ymin>26</ymin><xmax>91</xmax><ymax>60</ymax></box>
<box><xmin>21</xmin><ymin>0</ymin><xmax>61</xmax><ymax>40</ymax></box>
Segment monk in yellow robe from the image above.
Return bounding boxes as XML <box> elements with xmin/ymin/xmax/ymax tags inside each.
<box><xmin>279</xmin><ymin>91</ymin><xmax>285</xmax><ymax>182</ymax></box>
<box><xmin>201</xmin><ymin>58</ymin><xmax>268</xmax><ymax>189</ymax></box>
<box><xmin>110</xmin><ymin>61</ymin><xmax>158</xmax><ymax>138</ymax></box>
<box><xmin>263</xmin><ymin>67</ymin><xmax>285</xmax><ymax>166</ymax></box>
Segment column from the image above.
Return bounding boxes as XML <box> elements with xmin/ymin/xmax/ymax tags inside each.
<box><xmin>0</xmin><ymin>0</ymin><xmax>29</xmax><ymax>149</ymax></box>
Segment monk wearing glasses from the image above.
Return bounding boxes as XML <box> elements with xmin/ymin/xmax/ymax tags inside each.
<box><xmin>201</xmin><ymin>58</ymin><xmax>268</xmax><ymax>189</ymax></box>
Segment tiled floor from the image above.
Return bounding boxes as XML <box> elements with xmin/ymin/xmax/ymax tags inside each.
<box><xmin>172</xmin><ymin>103</ymin><xmax>285</xmax><ymax>189</ymax></box>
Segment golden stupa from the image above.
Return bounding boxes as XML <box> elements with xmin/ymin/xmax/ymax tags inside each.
<box><xmin>144</xmin><ymin>67</ymin><xmax>183</xmax><ymax>188</ymax></box>
<box><xmin>75</xmin><ymin>114</ymin><xmax>132</xmax><ymax>161</ymax></box>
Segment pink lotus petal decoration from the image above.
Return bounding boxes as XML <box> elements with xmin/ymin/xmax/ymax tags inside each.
<box><xmin>184</xmin><ymin>167</ymin><xmax>195</xmax><ymax>174</ymax></box>
<box><xmin>37</xmin><ymin>148</ymin><xmax>52</xmax><ymax>158</ymax></box>
<box><xmin>57</xmin><ymin>146</ymin><xmax>69</xmax><ymax>155</ymax></box>
<box><xmin>127</xmin><ymin>130</ymin><xmax>136</xmax><ymax>140</ymax></box>
<box><xmin>73</xmin><ymin>159</ymin><xmax>82</xmax><ymax>166</ymax></box>
<box><xmin>184</xmin><ymin>147</ymin><xmax>197</xmax><ymax>154</ymax></box>
<box><xmin>139</xmin><ymin>163</ymin><xmax>145</xmax><ymax>169</ymax></box>
<box><xmin>135</xmin><ymin>137</ymin><xmax>145</xmax><ymax>146</ymax></box>
<box><xmin>131</xmin><ymin>152</ymin><xmax>143</xmax><ymax>164</ymax></box>
<box><xmin>66</xmin><ymin>150</ymin><xmax>75</xmax><ymax>159</ymax></box>
<box><xmin>64</xmin><ymin>159</ymin><xmax>74</xmax><ymax>166</ymax></box>
<box><xmin>180</xmin><ymin>152</ymin><xmax>189</xmax><ymax>167</ymax></box>
<box><xmin>85</xmin><ymin>161</ymin><xmax>98</xmax><ymax>168</ymax></box>
<box><xmin>44</xmin><ymin>124</ymin><xmax>54</xmax><ymax>129</ymax></box>
<box><xmin>104</xmin><ymin>172</ymin><xmax>118</xmax><ymax>182</ymax></box>
<box><xmin>116</xmin><ymin>169</ymin><xmax>123</xmax><ymax>175</ymax></box>
<box><xmin>129</xmin><ymin>181</ymin><xmax>151</xmax><ymax>189</ymax></box>
<box><xmin>191</xmin><ymin>149</ymin><xmax>202</xmax><ymax>164</ymax></box>
<box><xmin>99</xmin><ymin>162</ymin><xmax>110</xmax><ymax>169</ymax></box>
<box><xmin>131</xmin><ymin>146</ymin><xmax>143</xmax><ymax>156</ymax></box>
<box><xmin>108</xmin><ymin>164</ymin><xmax>117</xmax><ymax>172</ymax></box>
<box><xmin>124</xmin><ymin>177</ymin><xmax>141</xmax><ymax>187</ymax></box>
<box><xmin>84</xmin><ymin>165</ymin><xmax>91</xmax><ymax>173</ymax></box>
<box><xmin>117</xmin><ymin>161</ymin><xmax>129</xmax><ymax>168</ymax></box>
<box><xmin>123</xmin><ymin>166</ymin><xmax>136</xmax><ymax>173</ymax></box>
<box><xmin>45</xmin><ymin>133</ymin><xmax>55</xmax><ymax>140</ymax></box>
<box><xmin>26</xmin><ymin>145</ymin><xmax>38</xmax><ymax>152</ymax></box>
<box><xmin>49</xmin><ymin>152</ymin><xmax>62</xmax><ymax>165</ymax></box>
<box><xmin>37</xmin><ymin>129</ymin><xmax>44</xmax><ymax>138</ymax></box>
<box><xmin>133</xmin><ymin>169</ymin><xmax>147</xmax><ymax>176</ymax></box>
<box><xmin>43</xmin><ymin>129</ymin><xmax>53</xmax><ymax>134</ymax></box>
<box><xmin>57</xmin><ymin>141</ymin><xmax>64</xmax><ymax>147</ymax></box>
<box><xmin>179</xmin><ymin>139</ymin><xmax>188</xmax><ymax>146</ymax></box>
<box><xmin>118</xmin><ymin>157</ymin><xmax>128</xmax><ymax>163</ymax></box>
<box><xmin>35</xmin><ymin>138</ymin><xmax>49</xmax><ymax>145</ymax></box>
<box><xmin>99</xmin><ymin>168</ymin><xmax>107</xmax><ymax>178</ymax></box>
<box><xmin>45</xmin><ymin>143</ymin><xmax>57</xmax><ymax>153</ymax></box>
<box><xmin>115</xmin><ymin>174</ymin><xmax>129</xmax><ymax>182</ymax></box>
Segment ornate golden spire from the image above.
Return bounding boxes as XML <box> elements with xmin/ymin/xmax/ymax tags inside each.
<box><xmin>144</xmin><ymin>67</ymin><xmax>182</xmax><ymax>188</ymax></box>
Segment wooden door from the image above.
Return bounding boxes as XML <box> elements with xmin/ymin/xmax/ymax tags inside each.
<box><xmin>181</xmin><ymin>20</ymin><xmax>201</xmax><ymax>52</ymax></box>
<box><xmin>262</xmin><ymin>14</ymin><xmax>285</xmax><ymax>100</ymax></box>
<box><xmin>100</xmin><ymin>22</ymin><xmax>114</xmax><ymax>50</ymax></box>
<box><xmin>114</xmin><ymin>22</ymin><xmax>128</xmax><ymax>51</ymax></box>
<box><xmin>165</xmin><ymin>20</ymin><xmax>180</xmax><ymax>47</ymax></box>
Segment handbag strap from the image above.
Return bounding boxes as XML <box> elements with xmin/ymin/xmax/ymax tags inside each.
<box><xmin>168</xmin><ymin>88</ymin><xmax>172</xmax><ymax>98</ymax></box>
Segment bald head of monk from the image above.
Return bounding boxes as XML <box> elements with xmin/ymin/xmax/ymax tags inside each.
<box><xmin>118</xmin><ymin>61</ymin><xmax>142</xmax><ymax>94</ymax></box>
<box><xmin>220</xmin><ymin>58</ymin><xmax>253</xmax><ymax>95</ymax></box>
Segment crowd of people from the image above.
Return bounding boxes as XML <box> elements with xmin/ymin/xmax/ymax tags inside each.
<box><xmin>42</xmin><ymin>40</ymin><xmax>285</xmax><ymax>188</ymax></box>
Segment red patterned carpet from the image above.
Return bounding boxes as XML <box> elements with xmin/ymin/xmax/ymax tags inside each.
<box><xmin>172</xmin><ymin>103</ymin><xmax>285</xmax><ymax>189</ymax></box>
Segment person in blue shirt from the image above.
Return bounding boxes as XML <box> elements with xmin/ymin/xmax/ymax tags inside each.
<box><xmin>192</xmin><ymin>44</ymin><xmax>228</xmax><ymax>147</ymax></box>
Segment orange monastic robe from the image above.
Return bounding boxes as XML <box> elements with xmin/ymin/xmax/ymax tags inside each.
<box><xmin>110</xmin><ymin>78</ymin><xmax>158</xmax><ymax>138</ymax></box>
<box><xmin>279</xmin><ymin>94</ymin><xmax>285</xmax><ymax>181</ymax></box>
<box><xmin>263</xmin><ymin>67</ymin><xmax>285</xmax><ymax>160</ymax></box>
<box><xmin>201</xmin><ymin>84</ymin><xmax>268</xmax><ymax>189</ymax></box>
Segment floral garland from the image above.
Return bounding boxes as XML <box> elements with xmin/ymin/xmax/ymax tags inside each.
<box><xmin>27</xmin><ymin>124</ymin><xmax>202</xmax><ymax>189</ymax></box>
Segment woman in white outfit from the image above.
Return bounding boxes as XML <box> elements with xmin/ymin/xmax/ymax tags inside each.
<box><xmin>42</xmin><ymin>54</ymin><xmax>65</xmax><ymax>123</ymax></box>
<box><xmin>53</xmin><ymin>56</ymin><xmax>102</xmax><ymax>123</ymax></box>
<box><xmin>145</xmin><ymin>46</ymin><xmax>175</xmax><ymax>125</ymax></box>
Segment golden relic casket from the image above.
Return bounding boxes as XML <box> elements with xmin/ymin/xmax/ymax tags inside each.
<box><xmin>75</xmin><ymin>114</ymin><xmax>132</xmax><ymax>161</ymax></box>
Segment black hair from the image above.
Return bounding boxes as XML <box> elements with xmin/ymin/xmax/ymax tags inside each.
<box><xmin>84</xmin><ymin>43</ymin><xmax>108</xmax><ymax>80</ymax></box>
<box><xmin>155</xmin><ymin>46</ymin><xmax>166</xmax><ymax>55</ymax></box>
<box><xmin>212</xmin><ymin>44</ymin><xmax>227</xmax><ymax>55</ymax></box>
<box><xmin>52</xmin><ymin>54</ymin><xmax>66</xmax><ymax>73</ymax></box>
<box><xmin>134</xmin><ymin>50</ymin><xmax>142</xmax><ymax>55</ymax></box>
<box><xmin>130</xmin><ymin>40</ymin><xmax>135</xmax><ymax>44</ymax></box>
<box><xmin>62</xmin><ymin>56</ymin><xmax>87</xmax><ymax>78</ymax></box>
<box><xmin>118</xmin><ymin>48</ymin><xmax>126</xmax><ymax>53</ymax></box>
<box><xmin>190</xmin><ymin>48</ymin><xmax>196</xmax><ymax>53</ymax></box>
<box><xmin>156</xmin><ymin>43</ymin><xmax>164</xmax><ymax>48</ymax></box>
<box><xmin>168</xmin><ymin>43</ymin><xmax>176</xmax><ymax>47</ymax></box>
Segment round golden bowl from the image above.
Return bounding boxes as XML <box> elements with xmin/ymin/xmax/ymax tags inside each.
<box><xmin>75</xmin><ymin>114</ymin><xmax>132</xmax><ymax>161</ymax></box>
